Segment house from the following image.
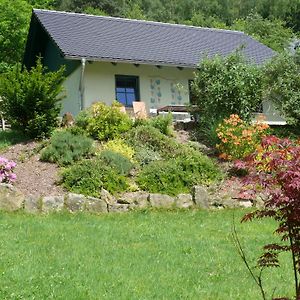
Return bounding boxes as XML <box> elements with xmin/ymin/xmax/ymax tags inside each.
<box><xmin>23</xmin><ymin>9</ymin><xmax>284</xmax><ymax>123</ymax></box>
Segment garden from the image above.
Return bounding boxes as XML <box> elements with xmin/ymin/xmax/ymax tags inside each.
<box><xmin>0</xmin><ymin>51</ymin><xmax>300</xmax><ymax>299</ymax></box>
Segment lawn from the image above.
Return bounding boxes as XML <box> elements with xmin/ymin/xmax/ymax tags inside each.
<box><xmin>0</xmin><ymin>209</ymin><xmax>294</xmax><ymax>299</ymax></box>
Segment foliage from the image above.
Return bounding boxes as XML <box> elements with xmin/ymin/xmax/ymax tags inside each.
<box><xmin>61</xmin><ymin>157</ymin><xmax>129</xmax><ymax>196</ymax></box>
<box><xmin>102</xmin><ymin>139</ymin><xmax>135</xmax><ymax>161</ymax></box>
<box><xmin>0</xmin><ymin>60</ymin><xmax>65</xmax><ymax>138</ymax></box>
<box><xmin>232</xmin><ymin>13</ymin><xmax>294</xmax><ymax>52</ymax></box>
<box><xmin>98</xmin><ymin>150</ymin><xmax>134</xmax><ymax>176</ymax></box>
<box><xmin>137</xmin><ymin>159</ymin><xmax>189</xmax><ymax>195</ymax></box>
<box><xmin>133</xmin><ymin>145</ymin><xmax>162</xmax><ymax>166</ymax></box>
<box><xmin>0</xmin><ymin>130</ymin><xmax>29</xmax><ymax>152</ymax></box>
<box><xmin>192</xmin><ymin>52</ymin><xmax>263</xmax><ymax>124</ymax></box>
<box><xmin>216</xmin><ymin>114</ymin><xmax>270</xmax><ymax>160</ymax></box>
<box><xmin>0</xmin><ymin>157</ymin><xmax>17</xmax><ymax>183</ymax></box>
<box><xmin>126</xmin><ymin>125</ymin><xmax>182</xmax><ymax>159</ymax></box>
<box><xmin>40</xmin><ymin>130</ymin><xmax>94</xmax><ymax>166</ymax></box>
<box><xmin>263</xmin><ymin>52</ymin><xmax>300</xmax><ymax>127</ymax></box>
<box><xmin>79</xmin><ymin>102</ymin><xmax>133</xmax><ymax>141</ymax></box>
<box><xmin>0</xmin><ymin>0</ymin><xmax>31</xmax><ymax>68</ymax></box>
<box><xmin>235</xmin><ymin>135</ymin><xmax>300</xmax><ymax>299</ymax></box>
<box><xmin>196</xmin><ymin>117</ymin><xmax>223</xmax><ymax>147</ymax></box>
<box><xmin>137</xmin><ymin>151</ymin><xmax>221</xmax><ymax>196</ymax></box>
<box><xmin>147</xmin><ymin>114</ymin><xmax>173</xmax><ymax>136</ymax></box>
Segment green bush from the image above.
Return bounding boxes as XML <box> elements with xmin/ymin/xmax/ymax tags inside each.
<box><xmin>137</xmin><ymin>160</ymin><xmax>188</xmax><ymax>196</ymax></box>
<box><xmin>77</xmin><ymin>102</ymin><xmax>133</xmax><ymax>141</ymax></box>
<box><xmin>137</xmin><ymin>149</ymin><xmax>222</xmax><ymax>196</ymax></box>
<box><xmin>0</xmin><ymin>59</ymin><xmax>65</xmax><ymax>138</ymax></box>
<box><xmin>134</xmin><ymin>114</ymin><xmax>173</xmax><ymax>136</ymax></box>
<box><xmin>191</xmin><ymin>51</ymin><xmax>263</xmax><ymax>124</ymax></box>
<box><xmin>98</xmin><ymin>150</ymin><xmax>134</xmax><ymax>175</ymax></box>
<box><xmin>263</xmin><ymin>52</ymin><xmax>300</xmax><ymax>127</ymax></box>
<box><xmin>61</xmin><ymin>158</ymin><xmax>129</xmax><ymax>197</ymax></box>
<box><xmin>148</xmin><ymin>114</ymin><xmax>173</xmax><ymax>135</ymax></box>
<box><xmin>133</xmin><ymin>145</ymin><xmax>162</xmax><ymax>166</ymax></box>
<box><xmin>103</xmin><ymin>139</ymin><xmax>135</xmax><ymax>161</ymax></box>
<box><xmin>127</xmin><ymin>125</ymin><xmax>182</xmax><ymax>159</ymax></box>
<box><xmin>40</xmin><ymin>130</ymin><xmax>94</xmax><ymax>166</ymax></box>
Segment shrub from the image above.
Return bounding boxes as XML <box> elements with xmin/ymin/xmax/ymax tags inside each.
<box><xmin>235</xmin><ymin>136</ymin><xmax>300</xmax><ymax>299</ymax></box>
<box><xmin>133</xmin><ymin>145</ymin><xmax>162</xmax><ymax>166</ymax></box>
<box><xmin>0</xmin><ymin>157</ymin><xmax>16</xmax><ymax>183</ymax></box>
<box><xmin>147</xmin><ymin>114</ymin><xmax>173</xmax><ymax>136</ymax></box>
<box><xmin>191</xmin><ymin>51</ymin><xmax>263</xmax><ymax>124</ymax></box>
<box><xmin>136</xmin><ymin>160</ymin><xmax>188</xmax><ymax>196</ymax></box>
<box><xmin>61</xmin><ymin>158</ymin><xmax>129</xmax><ymax>197</ymax></box>
<box><xmin>263</xmin><ymin>51</ymin><xmax>300</xmax><ymax>127</ymax></box>
<box><xmin>127</xmin><ymin>125</ymin><xmax>181</xmax><ymax>159</ymax></box>
<box><xmin>40</xmin><ymin>130</ymin><xmax>94</xmax><ymax>166</ymax></box>
<box><xmin>137</xmin><ymin>151</ymin><xmax>221</xmax><ymax>196</ymax></box>
<box><xmin>79</xmin><ymin>102</ymin><xmax>132</xmax><ymax>141</ymax></box>
<box><xmin>98</xmin><ymin>150</ymin><xmax>134</xmax><ymax>176</ymax></box>
<box><xmin>216</xmin><ymin>114</ymin><xmax>269</xmax><ymax>160</ymax></box>
<box><xmin>0</xmin><ymin>59</ymin><xmax>65</xmax><ymax>138</ymax></box>
<box><xmin>103</xmin><ymin>139</ymin><xmax>135</xmax><ymax>161</ymax></box>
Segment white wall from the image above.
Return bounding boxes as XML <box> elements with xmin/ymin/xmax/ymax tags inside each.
<box><xmin>83</xmin><ymin>61</ymin><xmax>195</xmax><ymax>111</ymax></box>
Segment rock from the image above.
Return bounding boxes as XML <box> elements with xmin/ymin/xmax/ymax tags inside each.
<box><xmin>193</xmin><ymin>186</ymin><xmax>209</xmax><ymax>209</ymax></box>
<box><xmin>100</xmin><ymin>189</ymin><xmax>116</xmax><ymax>205</ymax></box>
<box><xmin>42</xmin><ymin>196</ymin><xmax>64</xmax><ymax>213</ymax></box>
<box><xmin>24</xmin><ymin>195</ymin><xmax>41</xmax><ymax>213</ymax></box>
<box><xmin>85</xmin><ymin>196</ymin><xmax>108</xmax><ymax>213</ymax></box>
<box><xmin>65</xmin><ymin>193</ymin><xmax>86</xmax><ymax>212</ymax></box>
<box><xmin>0</xmin><ymin>183</ymin><xmax>25</xmax><ymax>211</ymax></box>
<box><xmin>238</xmin><ymin>199</ymin><xmax>253</xmax><ymax>208</ymax></box>
<box><xmin>108</xmin><ymin>203</ymin><xmax>130</xmax><ymax>213</ymax></box>
<box><xmin>175</xmin><ymin>194</ymin><xmax>194</xmax><ymax>208</ymax></box>
<box><xmin>149</xmin><ymin>193</ymin><xmax>175</xmax><ymax>208</ymax></box>
<box><xmin>117</xmin><ymin>191</ymin><xmax>149</xmax><ymax>208</ymax></box>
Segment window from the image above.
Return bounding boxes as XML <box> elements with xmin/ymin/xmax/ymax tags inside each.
<box><xmin>115</xmin><ymin>75</ymin><xmax>140</xmax><ymax>107</ymax></box>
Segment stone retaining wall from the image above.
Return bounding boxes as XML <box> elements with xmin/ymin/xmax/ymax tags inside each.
<box><xmin>0</xmin><ymin>183</ymin><xmax>254</xmax><ymax>214</ymax></box>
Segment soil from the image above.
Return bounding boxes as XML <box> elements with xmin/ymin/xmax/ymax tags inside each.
<box><xmin>0</xmin><ymin>129</ymin><xmax>245</xmax><ymax>200</ymax></box>
<box><xmin>0</xmin><ymin>141</ymin><xmax>65</xmax><ymax>197</ymax></box>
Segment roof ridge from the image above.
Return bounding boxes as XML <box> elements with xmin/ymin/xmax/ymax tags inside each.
<box><xmin>33</xmin><ymin>8</ymin><xmax>244</xmax><ymax>36</ymax></box>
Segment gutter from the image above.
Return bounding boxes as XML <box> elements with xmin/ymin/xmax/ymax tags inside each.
<box><xmin>79</xmin><ymin>57</ymin><xmax>86</xmax><ymax>110</ymax></box>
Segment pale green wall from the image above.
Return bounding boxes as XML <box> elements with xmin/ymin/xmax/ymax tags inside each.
<box><xmin>83</xmin><ymin>61</ymin><xmax>194</xmax><ymax>110</ymax></box>
<box><xmin>61</xmin><ymin>66</ymin><xmax>81</xmax><ymax>116</ymax></box>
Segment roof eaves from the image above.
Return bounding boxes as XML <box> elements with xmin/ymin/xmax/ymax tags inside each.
<box><xmin>64</xmin><ymin>55</ymin><xmax>197</xmax><ymax>69</ymax></box>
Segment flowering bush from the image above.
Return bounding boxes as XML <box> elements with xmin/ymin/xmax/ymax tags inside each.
<box><xmin>216</xmin><ymin>114</ymin><xmax>269</xmax><ymax>160</ymax></box>
<box><xmin>0</xmin><ymin>157</ymin><xmax>17</xmax><ymax>183</ymax></box>
<box><xmin>235</xmin><ymin>136</ymin><xmax>300</xmax><ymax>299</ymax></box>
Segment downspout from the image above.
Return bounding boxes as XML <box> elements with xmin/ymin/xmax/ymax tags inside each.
<box><xmin>79</xmin><ymin>58</ymin><xmax>86</xmax><ymax>111</ymax></box>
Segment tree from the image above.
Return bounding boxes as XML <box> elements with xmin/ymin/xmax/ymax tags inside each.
<box><xmin>232</xmin><ymin>13</ymin><xmax>294</xmax><ymax>52</ymax></box>
<box><xmin>192</xmin><ymin>51</ymin><xmax>263</xmax><ymax>125</ymax></box>
<box><xmin>0</xmin><ymin>60</ymin><xmax>65</xmax><ymax>138</ymax></box>
<box><xmin>235</xmin><ymin>136</ymin><xmax>300</xmax><ymax>299</ymax></box>
<box><xmin>263</xmin><ymin>51</ymin><xmax>300</xmax><ymax>127</ymax></box>
<box><xmin>0</xmin><ymin>0</ymin><xmax>31</xmax><ymax>70</ymax></box>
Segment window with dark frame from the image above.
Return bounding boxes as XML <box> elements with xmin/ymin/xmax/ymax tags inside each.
<box><xmin>115</xmin><ymin>75</ymin><xmax>140</xmax><ymax>107</ymax></box>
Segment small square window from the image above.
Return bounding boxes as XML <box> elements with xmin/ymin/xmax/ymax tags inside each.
<box><xmin>115</xmin><ymin>75</ymin><xmax>140</xmax><ymax>107</ymax></box>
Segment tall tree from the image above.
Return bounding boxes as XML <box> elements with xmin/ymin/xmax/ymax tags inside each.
<box><xmin>0</xmin><ymin>0</ymin><xmax>31</xmax><ymax>71</ymax></box>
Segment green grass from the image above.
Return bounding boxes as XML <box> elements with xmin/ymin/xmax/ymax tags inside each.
<box><xmin>0</xmin><ymin>209</ymin><xmax>294</xmax><ymax>299</ymax></box>
<box><xmin>0</xmin><ymin>130</ymin><xmax>29</xmax><ymax>152</ymax></box>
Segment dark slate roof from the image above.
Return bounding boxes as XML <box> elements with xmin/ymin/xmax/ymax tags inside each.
<box><xmin>32</xmin><ymin>9</ymin><xmax>275</xmax><ymax>67</ymax></box>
